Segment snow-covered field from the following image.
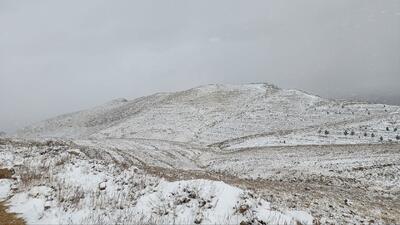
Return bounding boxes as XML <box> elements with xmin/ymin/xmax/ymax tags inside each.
<box><xmin>0</xmin><ymin>139</ymin><xmax>313</xmax><ymax>225</ymax></box>
<box><xmin>1</xmin><ymin>84</ymin><xmax>400</xmax><ymax>224</ymax></box>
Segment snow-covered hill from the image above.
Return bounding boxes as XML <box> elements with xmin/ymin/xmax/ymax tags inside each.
<box><xmin>17</xmin><ymin>83</ymin><xmax>400</xmax><ymax>148</ymax></box>
<box><xmin>3</xmin><ymin>84</ymin><xmax>400</xmax><ymax>224</ymax></box>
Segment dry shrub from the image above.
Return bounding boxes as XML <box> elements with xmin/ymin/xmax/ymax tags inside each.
<box><xmin>54</xmin><ymin>154</ymin><xmax>71</xmax><ymax>167</ymax></box>
<box><xmin>19</xmin><ymin>170</ymin><xmax>43</xmax><ymax>188</ymax></box>
<box><xmin>65</xmin><ymin>187</ymin><xmax>85</xmax><ymax>208</ymax></box>
<box><xmin>236</xmin><ymin>204</ymin><xmax>250</xmax><ymax>215</ymax></box>
<box><xmin>19</xmin><ymin>164</ymin><xmax>51</xmax><ymax>188</ymax></box>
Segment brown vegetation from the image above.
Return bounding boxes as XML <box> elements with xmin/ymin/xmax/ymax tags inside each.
<box><xmin>0</xmin><ymin>168</ymin><xmax>13</xmax><ymax>179</ymax></box>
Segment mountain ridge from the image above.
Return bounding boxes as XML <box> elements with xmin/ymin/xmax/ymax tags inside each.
<box><xmin>16</xmin><ymin>83</ymin><xmax>400</xmax><ymax>148</ymax></box>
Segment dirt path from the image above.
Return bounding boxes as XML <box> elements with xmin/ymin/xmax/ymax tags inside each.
<box><xmin>0</xmin><ymin>168</ymin><xmax>26</xmax><ymax>225</ymax></box>
<box><xmin>0</xmin><ymin>201</ymin><xmax>25</xmax><ymax>225</ymax></box>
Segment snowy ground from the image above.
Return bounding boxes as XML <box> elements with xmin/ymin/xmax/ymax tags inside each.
<box><xmin>0</xmin><ymin>139</ymin><xmax>313</xmax><ymax>225</ymax></box>
<box><xmin>3</xmin><ymin>84</ymin><xmax>400</xmax><ymax>224</ymax></box>
<box><xmin>1</xmin><ymin>138</ymin><xmax>399</xmax><ymax>224</ymax></box>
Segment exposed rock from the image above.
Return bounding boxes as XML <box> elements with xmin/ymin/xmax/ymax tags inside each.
<box><xmin>99</xmin><ymin>182</ymin><xmax>107</xmax><ymax>191</ymax></box>
<box><xmin>44</xmin><ymin>201</ymin><xmax>51</xmax><ymax>210</ymax></box>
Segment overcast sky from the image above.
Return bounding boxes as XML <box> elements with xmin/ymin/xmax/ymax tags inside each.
<box><xmin>0</xmin><ymin>0</ymin><xmax>399</xmax><ymax>132</ymax></box>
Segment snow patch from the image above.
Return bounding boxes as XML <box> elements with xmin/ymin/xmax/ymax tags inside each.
<box><xmin>133</xmin><ymin>179</ymin><xmax>312</xmax><ymax>225</ymax></box>
<box><xmin>0</xmin><ymin>179</ymin><xmax>12</xmax><ymax>200</ymax></box>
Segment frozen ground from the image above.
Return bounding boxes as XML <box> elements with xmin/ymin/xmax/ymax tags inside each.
<box><xmin>2</xmin><ymin>84</ymin><xmax>400</xmax><ymax>224</ymax></box>
<box><xmin>1</xmin><ymin>138</ymin><xmax>399</xmax><ymax>224</ymax></box>
<box><xmin>0</xmin><ymin>139</ymin><xmax>313</xmax><ymax>225</ymax></box>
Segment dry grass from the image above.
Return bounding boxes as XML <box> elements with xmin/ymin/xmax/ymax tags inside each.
<box><xmin>0</xmin><ymin>168</ymin><xmax>13</xmax><ymax>179</ymax></box>
<box><xmin>19</xmin><ymin>169</ymin><xmax>44</xmax><ymax>188</ymax></box>
<box><xmin>0</xmin><ymin>202</ymin><xmax>25</xmax><ymax>225</ymax></box>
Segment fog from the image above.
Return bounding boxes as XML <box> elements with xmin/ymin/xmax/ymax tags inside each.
<box><xmin>0</xmin><ymin>0</ymin><xmax>399</xmax><ymax>132</ymax></box>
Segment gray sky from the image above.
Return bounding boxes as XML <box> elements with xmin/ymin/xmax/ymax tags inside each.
<box><xmin>1</xmin><ymin>0</ymin><xmax>399</xmax><ymax>132</ymax></box>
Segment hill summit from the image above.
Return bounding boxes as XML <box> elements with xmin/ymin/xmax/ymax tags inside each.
<box><xmin>17</xmin><ymin>83</ymin><xmax>399</xmax><ymax>148</ymax></box>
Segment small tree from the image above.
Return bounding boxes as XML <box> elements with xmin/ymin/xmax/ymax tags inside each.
<box><xmin>364</xmin><ymin>132</ymin><xmax>367</xmax><ymax>137</ymax></box>
<box><xmin>350</xmin><ymin>130</ymin><xmax>355</xmax><ymax>136</ymax></box>
<box><xmin>396</xmin><ymin>135</ymin><xmax>400</xmax><ymax>140</ymax></box>
<box><xmin>380</xmin><ymin>136</ymin><xmax>383</xmax><ymax>142</ymax></box>
<box><xmin>324</xmin><ymin>130</ymin><xmax>329</xmax><ymax>135</ymax></box>
<box><xmin>394</xmin><ymin>128</ymin><xmax>398</xmax><ymax>132</ymax></box>
<box><xmin>344</xmin><ymin>130</ymin><xmax>348</xmax><ymax>136</ymax></box>
<box><xmin>371</xmin><ymin>133</ymin><xmax>375</xmax><ymax>138</ymax></box>
<box><xmin>386</xmin><ymin>127</ymin><xmax>390</xmax><ymax>131</ymax></box>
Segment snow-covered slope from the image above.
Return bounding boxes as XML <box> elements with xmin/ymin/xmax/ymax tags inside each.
<box><xmin>16</xmin><ymin>83</ymin><xmax>400</xmax><ymax>147</ymax></box>
<box><xmin>0</xmin><ymin>140</ymin><xmax>313</xmax><ymax>225</ymax></box>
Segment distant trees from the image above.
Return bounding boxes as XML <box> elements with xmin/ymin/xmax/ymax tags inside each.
<box><xmin>321</xmin><ymin>125</ymin><xmax>399</xmax><ymax>141</ymax></box>
<box><xmin>343</xmin><ymin>130</ymin><xmax>356</xmax><ymax>136</ymax></box>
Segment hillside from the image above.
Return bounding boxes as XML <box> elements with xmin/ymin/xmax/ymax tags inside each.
<box><xmin>17</xmin><ymin>83</ymin><xmax>400</xmax><ymax>148</ymax></box>
<box><xmin>3</xmin><ymin>84</ymin><xmax>400</xmax><ymax>224</ymax></box>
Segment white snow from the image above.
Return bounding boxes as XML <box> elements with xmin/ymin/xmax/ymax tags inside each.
<box><xmin>9</xmin><ymin>187</ymin><xmax>49</xmax><ymax>223</ymax></box>
<box><xmin>3</xmin><ymin>83</ymin><xmax>400</xmax><ymax>224</ymax></box>
<box><xmin>0</xmin><ymin>179</ymin><xmax>12</xmax><ymax>200</ymax></box>
<box><xmin>5</xmin><ymin>177</ymin><xmax>312</xmax><ymax>225</ymax></box>
<box><xmin>132</xmin><ymin>179</ymin><xmax>312</xmax><ymax>225</ymax></box>
<box><xmin>15</xmin><ymin>84</ymin><xmax>400</xmax><ymax>148</ymax></box>
<box><xmin>57</xmin><ymin>161</ymin><xmax>107</xmax><ymax>191</ymax></box>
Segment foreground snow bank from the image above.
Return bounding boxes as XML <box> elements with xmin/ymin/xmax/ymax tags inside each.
<box><xmin>6</xmin><ymin>179</ymin><xmax>312</xmax><ymax>225</ymax></box>
<box><xmin>135</xmin><ymin>179</ymin><xmax>313</xmax><ymax>225</ymax></box>
<box><xmin>0</xmin><ymin>140</ymin><xmax>312</xmax><ymax>225</ymax></box>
